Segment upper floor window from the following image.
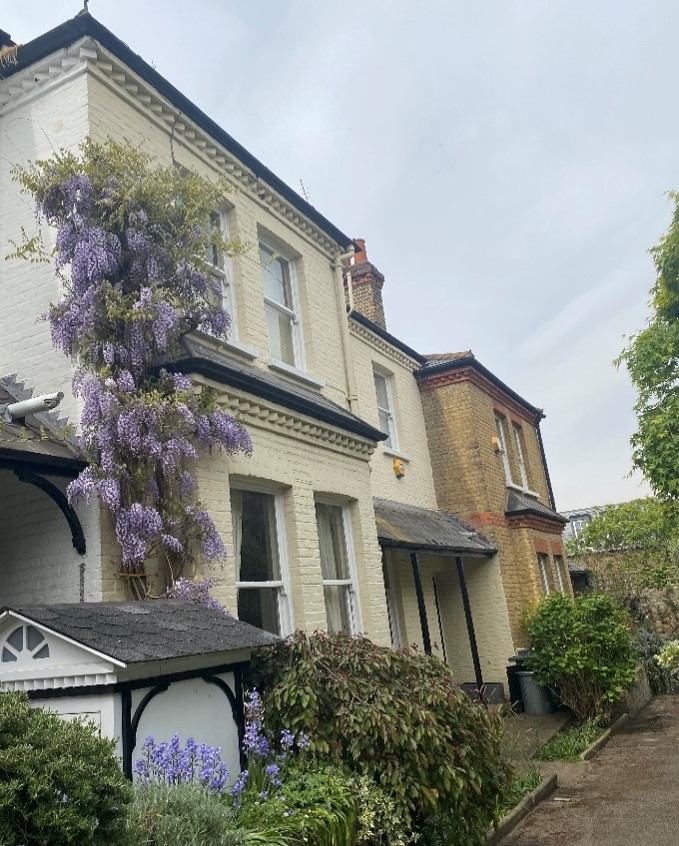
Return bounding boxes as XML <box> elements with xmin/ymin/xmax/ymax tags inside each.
<box><xmin>373</xmin><ymin>367</ymin><xmax>398</xmax><ymax>449</ymax></box>
<box><xmin>495</xmin><ymin>414</ymin><xmax>515</xmax><ymax>485</ymax></box>
<box><xmin>315</xmin><ymin>501</ymin><xmax>361</xmax><ymax>634</ymax></box>
<box><xmin>570</xmin><ymin>517</ymin><xmax>590</xmax><ymax>537</ymax></box>
<box><xmin>204</xmin><ymin>208</ymin><xmax>238</xmax><ymax>340</ymax></box>
<box><xmin>231</xmin><ymin>487</ymin><xmax>293</xmax><ymax>636</ymax></box>
<box><xmin>512</xmin><ymin>423</ymin><xmax>529</xmax><ymax>490</ymax></box>
<box><xmin>260</xmin><ymin>241</ymin><xmax>303</xmax><ymax>368</ymax></box>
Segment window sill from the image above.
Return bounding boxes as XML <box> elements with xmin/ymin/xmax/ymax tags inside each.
<box><xmin>268</xmin><ymin>359</ymin><xmax>326</xmax><ymax>389</ymax></box>
<box><xmin>381</xmin><ymin>446</ymin><xmax>411</xmax><ymax>463</ymax></box>
<box><xmin>194</xmin><ymin>329</ymin><xmax>259</xmax><ymax>360</ymax></box>
<box><xmin>506</xmin><ymin>482</ymin><xmax>541</xmax><ymax>499</ymax></box>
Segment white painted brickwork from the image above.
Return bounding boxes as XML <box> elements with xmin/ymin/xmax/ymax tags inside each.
<box><xmin>0</xmin><ymin>470</ymin><xmax>102</xmax><ymax>604</ymax></box>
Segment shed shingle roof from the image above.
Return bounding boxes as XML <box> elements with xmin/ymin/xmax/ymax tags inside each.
<box><xmin>374</xmin><ymin>498</ymin><xmax>496</xmax><ymax>556</ymax></box>
<box><xmin>5</xmin><ymin>601</ymin><xmax>277</xmax><ymax>664</ymax></box>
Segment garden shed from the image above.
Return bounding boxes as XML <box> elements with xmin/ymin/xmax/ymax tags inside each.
<box><xmin>0</xmin><ymin>600</ymin><xmax>276</xmax><ymax>777</ymax></box>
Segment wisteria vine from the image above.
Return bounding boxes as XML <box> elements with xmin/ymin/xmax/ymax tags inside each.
<box><xmin>13</xmin><ymin>140</ymin><xmax>252</xmax><ymax>595</ymax></box>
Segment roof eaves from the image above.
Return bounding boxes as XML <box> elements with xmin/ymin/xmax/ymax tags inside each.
<box><xmin>415</xmin><ymin>355</ymin><xmax>544</xmax><ymax>420</ymax></box>
<box><xmin>4</xmin><ymin>14</ymin><xmax>353</xmax><ymax>250</ymax></box>
<box><xmin>172</xmin><ymin>354</ymin><xmax>387</xmax><ymax>443</ymax></box>
<box><xmin>349</xmin><ymin>311</ymin><xmax>426</xmax><ymax>365</ymax></box>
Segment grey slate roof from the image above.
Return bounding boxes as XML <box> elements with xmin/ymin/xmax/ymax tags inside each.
<box><xmin>374</xmin><ymin>498</ymin><xmax>496</xmax><ymax>556</ymax></box>
<box><xmin>6</xmin><ymin>600</ymin><xmax>277</xmax><ymax>664</ymax></box>
<box><xmin>174</xmin><ymin>337</ymin><xmax>387</xmax><ymax>443</ymax></box>
<box><xmin>506</xmin><ymin>490</ymin><xmax>566</xmax><ymax>524</ymax></box>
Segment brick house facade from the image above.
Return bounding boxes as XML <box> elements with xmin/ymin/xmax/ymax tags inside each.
<box><xmin>0</xmin><ymin>12</ymin><xmax>566</xmax><ymax>699</ymax></box>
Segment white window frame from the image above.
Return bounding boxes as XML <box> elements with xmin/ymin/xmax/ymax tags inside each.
<box><xmin>231</xmin><ymin>483</ymin><xmax>294</xmax><ymax>636</ymax></box>
<box><xmin>537</xmin><ymin>553</ymin><xmax>551</xmax><ymax>595</ymax></box>
<box><xmin>373</xmin><ymin>366</ymin><xmax>398</xmax><ymax>450</ymax></box>
<box><xmin>495</xmin><ymin>414</ymin><xmax>514</xmax><ymax>485</ymax></box>
<box><xmin>554</xmin><ymin>555</ymin><xmax>566</xmax><ymax>593</ymax></box>
<box><xmin>315</xmin><ymin>499</ymin><xmax>363</xmax><ymax>635</ymax></box>
<box><xmin>259</xmin><ymin>238</ymin><xmax>305</xmax><ymax>371</ymax></box>
<box><xmin>512</xmin><ymin>423</ymin><xmax>529</xmax><ymax>490</ymax></box>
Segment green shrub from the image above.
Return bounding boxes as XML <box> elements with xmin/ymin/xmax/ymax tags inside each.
<box><xmin>234</xmin><ymin>763</ymin><xmax>413</xmax><ymax>846</ymax></box>
<box><xmin>527</xmin><ymin>592</ymin><xmax>636</xmax><ymax>723</ymax></box>
<box><xmin>536</xmin><ymin>717</ymin><xmax>604</xmax><ymax>761</ymax></box>
<box><xmin>249</xmin><ymin>631</ymin><xmax>510</xmax><ymax>845</ymax></box>
<box><xmin>634</xmin><ymin>629</ymin><xmax>676</xmax><ymax>694</ymax></box>
<box><xmin>127</xmin><ymin>784</ymin><xmax>247</xmax><ymax>846</ymax></box>
<box><xmin>0</xmin><ymin>690</ymin><xmax>132</xmax><ymax>846</ymax></box>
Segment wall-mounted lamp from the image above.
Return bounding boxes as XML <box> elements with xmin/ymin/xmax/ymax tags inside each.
<box><xmin>393</xmin><ymin>458</ymin><xmax>406</xmax><ymax>479</ymax></box>
<box><xmin>491</xmin><ymin>436</ymin><xmax>502</xmax><ymax>452</ymax></box>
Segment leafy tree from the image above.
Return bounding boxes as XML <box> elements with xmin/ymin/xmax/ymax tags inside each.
<box><xmin>11</xmin><ymin>140</ymin><xmax>252</xmax><ymax>596</ymax></box>
<box><xmin>568</xmin><ymin>497</ymin><xmax>679</xmax><ymax>590</ymax></box>
<box><xmin>619</xmin><ymin>191</ymin><xmax>679</xmax><ymax>499</ymax></box>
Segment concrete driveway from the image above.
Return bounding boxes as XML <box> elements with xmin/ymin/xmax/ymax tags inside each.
<box><xmin>498</xmin><ymin>696</ymin><xmax>679</xmax><ymax>846</ymax></box>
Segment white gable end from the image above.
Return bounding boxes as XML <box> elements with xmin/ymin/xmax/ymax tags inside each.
<box><xmin>0</xmin><ymin>611</ymin><xmax>119</xmax><ymax>691</ymax></box>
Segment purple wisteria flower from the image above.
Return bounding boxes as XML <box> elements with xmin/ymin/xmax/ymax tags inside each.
<box><xmin>27</xmin><ymin>144</ymin><xmax>254</xmax><ymax>579</ymax></box>
<box><xmin>166</xmin><ymin>577</ymin><xmax>230</xmax><ymax>615</ymax></box>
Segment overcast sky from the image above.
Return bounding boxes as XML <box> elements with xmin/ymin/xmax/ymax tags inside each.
<box><xmin>4</xmin><ymin>1</ymin><xmax>675</xmax><ymax>510</ymax></box>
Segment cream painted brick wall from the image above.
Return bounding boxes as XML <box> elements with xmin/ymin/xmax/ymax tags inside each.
<box><xmin>0</xmin><ymin>72</ymin><xmax>90</xmax><ymax>425</ymax></box>
<box><xmin>0</xmin><ymin>470</ymin><xmax>103</xmax><ymax>604</ymax></box>
<box><xmin>192</xmin><ymin>388</ymin><xmax>391</xmax><ymax>646</ymax></box>
<box><xmin>86</xmin><ymin>73</ymin><xmax>351</xmax><ymax>411</ymax></box>
<box><xmin>350</xmin><ymin>332</ymin><xmax>438</xmax><ymax>509</ymax></box>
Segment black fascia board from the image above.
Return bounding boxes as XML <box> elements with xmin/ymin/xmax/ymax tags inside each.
<box><xmin>415</xmin><ymin>355</ymin><xmax>545</xmax><ymax>420</ymax></box>
<box><xmin>349</xmin><ymin>310</ymin><xmax>427</xmax><ymax>365</ymax></box>
<box><xmin>377</xmin><ymin>538</ymin><xmax>497</xmax><ymax>557</ymax></box>
<box><xmin>171</xmin><ymin>355</ymin><xmax>387</xmax><ymax>443</ymax></box>
<box><xmin>6</xmin><ymin>13</ymin><xmax>354</xmax><ymax>251</ymax></box>
<box><xmin>0</xmin><ymin>449</ymin><xmax>85</xmax><ymax>477</ymax></box>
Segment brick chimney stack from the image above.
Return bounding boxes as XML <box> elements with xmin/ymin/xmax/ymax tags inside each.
<box><xmin>344</xmin><ymin>238</ymin><xmax>387</xmax><ymax>330</ymax></box>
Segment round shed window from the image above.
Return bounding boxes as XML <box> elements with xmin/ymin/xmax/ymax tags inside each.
<box><xmin>1</xmin><ymin>625</ymin><xmax>50</xmax><ymax>663</ymax></box>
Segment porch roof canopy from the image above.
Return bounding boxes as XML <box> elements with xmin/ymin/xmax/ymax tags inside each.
<box><xmin>374</xmin><ymin>498</ymin><xmax>496</xmax><ymax>557</ymax></box>
<box><xmin>0</xmin><ymin>377</ymin><xmax>83</xmax><ymax>475</ymax></box>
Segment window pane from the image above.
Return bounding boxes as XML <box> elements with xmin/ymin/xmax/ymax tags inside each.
<box><xmin>238</xmin><ymin>587</ymin><xmax>281</xmax><ymax>635</ymax></box>
<box><xmin>323</xmin><ymin>585</ymin><xmax>350</xmax><ymax>634</ymax></box>
<box><xmin>7</xmin><ymin>627</ymin><xmax>23</xmax><ymax>652</ymax></box>
<box><xmin>316</xmin><ymin>504</ymin><xmax>349</xmax><ymax>580</ymax></box>
<box><xmin>26</xmin><ymin>626</ymin><xmax>44</xmax><ymax>651</ymax></box>
<box><xmin>33</xmin><ymin>644</ymin><xmax>50</xmax><ymax>660</ymax></box>
<box><xmin>1</xmin><ymin>648</ymin><xmax>16</xmax><ymax>663</ymax></box>
<box><xmin>238</xmin><ymin>491</ymin><xmax>281</xmax><ymax>582</ymax></box>
<box><xmin>378</xmin><ymin>409</ymin><xmax>393</xmax><ymax>446</ymax></box>
<box><xmin>266</xmin><ymin>304</ymin><xmax>295</xmax><ymax>365</ymax></box>
<box><xmin>260</xmin><ymin>245</ymin><xmax>292</xmax><ymax>307</ymax></box>
<box><xmin>207</xmin><ymin>211</ymin><xmax>221</xmax><ymax>267</ymax></box>
<box><xmin>373</xmin><ymin>372</ymin><xmax>389</xmax><ymax>409</ymax></box>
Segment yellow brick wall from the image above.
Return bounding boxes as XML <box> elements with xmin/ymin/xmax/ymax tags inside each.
<box><xmin>419</xmin><ymin>374</ymin><xmax>566</xmax><ymax>650</ymax></box>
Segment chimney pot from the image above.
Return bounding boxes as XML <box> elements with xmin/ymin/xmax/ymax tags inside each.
<box><xmin>354</xmin><ymin>238</ymin><xmax>367</xmax><ymax>263</ymax></box>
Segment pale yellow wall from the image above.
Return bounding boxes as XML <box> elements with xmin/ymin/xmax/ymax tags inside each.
<box><xmin>350</xmin><ymin>327</ymin><xmax>438</xmax><ymax>509</ymax></box>
<box><xmin>86</xmin><ymin>70</ymin><xmax>351</xmax><ymax>411</ymax></box>
<box><xmin>192</xmin><ymin>378</ymin><xmax>391</xmax><ymax>646</ymax></box>
<box><xmin>383</xmin><ymin>550</ymin><xmax>515</xmax><ymax>690</ymax></box>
